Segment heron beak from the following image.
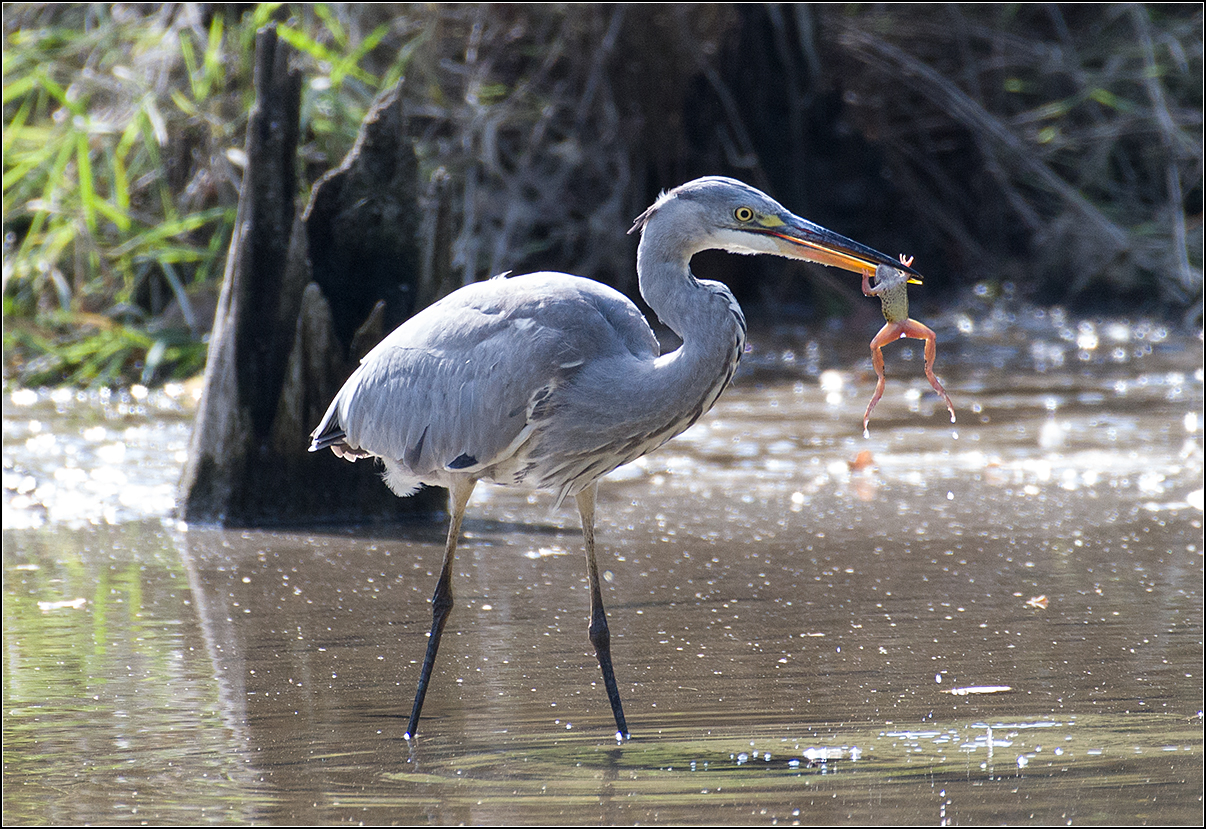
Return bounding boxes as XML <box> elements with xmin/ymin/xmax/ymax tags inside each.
<box><xmin>756</xmin><ymin>216</ymin><xmax>924</xmax><ymax>284</ymax></box>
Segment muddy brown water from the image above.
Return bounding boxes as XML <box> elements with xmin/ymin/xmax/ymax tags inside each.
<box><xmin>4</xmin><ymin>310</ymin><xmax>1202</xmax><ymax>824</ymax></box>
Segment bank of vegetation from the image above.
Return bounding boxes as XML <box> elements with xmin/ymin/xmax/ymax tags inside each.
<box><xmin>3</xmin><ymin>4</ymin><xmax>1200</xmax><ymax>387</ymax></box>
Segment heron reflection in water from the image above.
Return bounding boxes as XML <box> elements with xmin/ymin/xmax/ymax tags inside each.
<box><xmin>310</xmin><ymin>176</ymin><xmax>921</xmax><ymax>740</ymax></box>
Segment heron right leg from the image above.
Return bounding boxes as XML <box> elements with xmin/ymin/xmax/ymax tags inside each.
<box><xmin>576</xmin><ymin>482</ymin><xmax>630</xmax><ymax>739</ymax></box>
<box><xmin>405</xmin><ymin>477</ymin><xmax>475</xmax><ymax>741</ymax></box>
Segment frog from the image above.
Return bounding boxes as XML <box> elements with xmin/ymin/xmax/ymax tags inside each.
<box><xmin>861</xmin><ymin>254</ymin><xmax>956</xmax><ymax>437</ymax></box>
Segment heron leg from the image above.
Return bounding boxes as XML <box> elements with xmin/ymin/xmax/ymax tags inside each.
<box><xmin>575</xmin><ymin>482</ymin><xmax>630</xmax><ymax>739</ymax></box>
<box><xmin>404</xmin><ymin>477</ymin><xmax>476</xmax><ymax>741</ymax></box>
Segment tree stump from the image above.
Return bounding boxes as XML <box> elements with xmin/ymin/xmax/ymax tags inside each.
<box><xmin>177</xmin><ymin>25</ymin><xmax>443</xmax><ymax>524</ymax></box>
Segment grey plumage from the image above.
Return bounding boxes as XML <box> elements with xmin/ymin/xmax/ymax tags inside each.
<box><xmin>310</xmin><ymin>176</ymin><xmax>918</xmax><ymax>740</ymax></box>
<box><xmin>313</xmin><ymin>271</ymin><xmax>679</xmax><ymax>506</ymax></box>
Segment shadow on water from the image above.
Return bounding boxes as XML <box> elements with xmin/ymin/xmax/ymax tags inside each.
<box><xmin>3</xmin><ymin>310</ymin><xmax>1203</xmax><ymax>824</ymax></box>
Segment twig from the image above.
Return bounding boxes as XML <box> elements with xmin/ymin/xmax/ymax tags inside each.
<box><xmin>838</xmin><ymin>25</ymin><xmax>1129</xmax><ymax>254</ymax></box>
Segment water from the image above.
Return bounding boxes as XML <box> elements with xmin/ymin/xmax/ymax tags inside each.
<box><xmin>3</xmin><ymin>309</ymin><xmax>1203</xmax><ymax>824</ymax></box>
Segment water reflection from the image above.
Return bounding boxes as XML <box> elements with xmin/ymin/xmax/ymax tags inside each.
<box><xmin>3</xmin><ymin>523</ymin><xmax>267</xmax><ymax>823</ymax></box>
<box><xmin>3</xmin><ymin>315</ymin><xmax>1203</xmax><ymax>823</ymax></box>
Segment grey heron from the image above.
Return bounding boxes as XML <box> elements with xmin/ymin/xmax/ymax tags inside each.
<box><xmin>310</xmin><ymin>176</ymin><xmax>922</xmax><ymax>740</ymax></box>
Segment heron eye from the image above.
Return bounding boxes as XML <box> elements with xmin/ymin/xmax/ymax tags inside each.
<box><xmin>734</xmin><ymin>206</ymin><xmax>754</xmax><ymax>223</ymax></box>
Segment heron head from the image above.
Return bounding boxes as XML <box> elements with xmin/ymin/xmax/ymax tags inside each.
<box><xmin>630</xmin><ymin>176</ymin><xmax>923</xmax><ymax>283</ymax></box>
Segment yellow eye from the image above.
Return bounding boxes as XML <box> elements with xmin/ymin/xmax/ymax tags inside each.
<box><xmin>734</xmin><ymin>206</ymin><xmax>754</xmax><ymax>223</ymax></box>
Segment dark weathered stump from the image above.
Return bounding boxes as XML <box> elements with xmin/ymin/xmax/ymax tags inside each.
<box><xmin>178</xmin><ymin>26</ymin><xmax>443</xmax><ymax>524</ymax></box>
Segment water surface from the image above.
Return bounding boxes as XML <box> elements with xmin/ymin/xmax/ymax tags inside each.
<box><xmin>4</xmin><ymin>309</ymin><xmax>1202</xmax><ymax>824</ymax></box>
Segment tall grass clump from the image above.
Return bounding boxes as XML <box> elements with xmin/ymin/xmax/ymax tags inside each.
<box><xmin>2</xmin><ymin>4</ymin><xmax>404</xmax><ymax>387</ymax></box>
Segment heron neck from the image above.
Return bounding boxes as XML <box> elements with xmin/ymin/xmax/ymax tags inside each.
<box><xmin>636</xmin><ymin>229</ymin><xmax>745</xmax><ymax>374</ymax></box>
<box><xmin>639</xmin><ymin>228</ymin><xmax>737</xmax><ymax>326</ymax></box>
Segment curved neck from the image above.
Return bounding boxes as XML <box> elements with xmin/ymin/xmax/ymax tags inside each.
<box><xmin>637</xmin><ymin>220</ymin><xmax>738</xmax><ymax>343</ymax></box>
<box><xmin>634</xmin><ymin>221</ymin><xmax>746</xmax><ymax>402</ymax></box>
<box><xmin>534</xmin><ymin>216</ymin><xmax>747</xmax><ymax>475</ymax></box>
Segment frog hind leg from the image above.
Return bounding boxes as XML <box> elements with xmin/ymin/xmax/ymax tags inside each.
<box><xmin>863</xmin><ymin>320</ymin><xmax>957</xmax><ymax>436</ymax></box>
<box><xmin>899</xmin><ymin>319</ymin><xmax>956</xmax><ymax>424</ymax></box>
<box><xmin>862</xmin><ymin>322</ymin><xmax>899</xmax><ymax>437</ymax></box>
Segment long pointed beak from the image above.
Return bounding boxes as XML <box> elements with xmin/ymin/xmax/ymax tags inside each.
<box><xmin>756</xmin><ymin>216</ymin><xmax>924</xmax><ymax>284</ymax></box>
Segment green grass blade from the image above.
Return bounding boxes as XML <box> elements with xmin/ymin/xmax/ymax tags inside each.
<box><xmin>74</xmin><ymin>131</ymin><xmax>99</xmax><ymax>235</ymax></box>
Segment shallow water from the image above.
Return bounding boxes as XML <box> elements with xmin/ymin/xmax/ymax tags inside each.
<box><xmin>3</xmin><ymin>308</ymin><xmax>1203</xmax><ymax>824</ymax></box>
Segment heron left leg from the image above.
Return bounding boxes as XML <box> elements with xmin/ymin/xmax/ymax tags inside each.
<box><xmin>405</xmin><ymin>476</ymin><xmax>476</xmax><ymax>741</ymax></box>
<box><xmin>576</xmin><ymin>481</ymin><xmax>630</xmax><ymax>740</ymax></box>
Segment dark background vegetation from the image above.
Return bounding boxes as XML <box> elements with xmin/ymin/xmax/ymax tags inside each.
<box><xmin>3</xmin><ymin>3</ymin><xmax>1202</xmax><ymax>388</ymax></box>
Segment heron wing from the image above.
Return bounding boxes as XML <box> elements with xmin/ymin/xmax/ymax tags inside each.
<box><xmin>311</xmin><ymin>272</ymin><xmax>658</xmax><ymax>486</ymax></box>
